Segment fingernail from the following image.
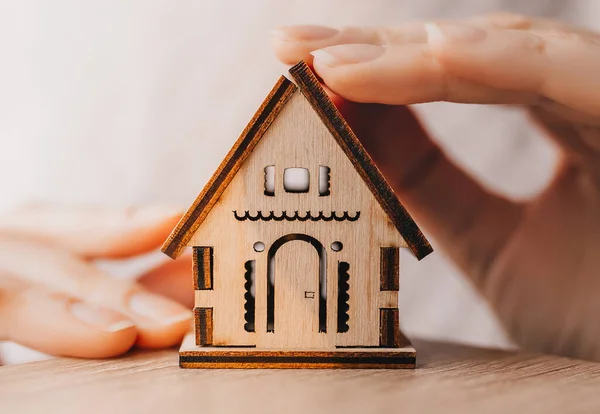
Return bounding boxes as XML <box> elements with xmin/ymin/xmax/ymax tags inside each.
<box><xmin>128</xmin><ymin>292</ymin><xmax>191</xmax><ymax>326</ymax></box>
<box><xmin>425</xmin><ymin>23</ymin><xmax>487</xmax><ymax>44</ymax></box>
<box><xmin>311</xmin><ymin>44</ymin><xmax>385</xmax><ymax>67</ymax></box>
<box><xmin>272</xmin><ymin>25</ymin><xmax>339</xmax><ymax>42</ymax></box>
<box><xmin>70</xmin><ymin>301</ymin><xmax>135</xmax><ymax>332</ymax></box>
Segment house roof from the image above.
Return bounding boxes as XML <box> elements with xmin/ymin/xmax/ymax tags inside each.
<box><xmin>162</xmin><ymin>61</ymin><xmax>432</xmax><ymax>260</ymax></box>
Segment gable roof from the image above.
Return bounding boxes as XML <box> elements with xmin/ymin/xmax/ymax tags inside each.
<box><xmin>162</xmin><ymin>61</ymin><xmax>432</xmax><ymax>260</ymax></box>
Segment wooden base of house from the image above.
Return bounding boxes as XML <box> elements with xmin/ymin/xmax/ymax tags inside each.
<box><xmin>179</xmin><ymin>333</ymin><xmax>416</xmax><ymax>369</ymax></box>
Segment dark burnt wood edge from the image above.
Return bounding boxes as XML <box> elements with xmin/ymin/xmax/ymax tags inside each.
<box><xmin>380</xmin><ymin>247</ymin><xmax>400</xmax><ymax>291</ymax></box>
<box><xmin>194</xmin><ymin>307</ymin><xmax>213</xmax><ymax>346</ymax></box>
<box><xmin>161</xmin><ymin>77</ymin><xmax>297</xmax><ymax>259</ymax></box>
<box><xmin>379</xmin><ymin>308</ymin><xmax>400</xmax><ymax>348</ymax></box>
<box><xmin>192</xmin><ymin>246</ymin><xmax>213</xmax><ymax>290</ymax></box>
<box><xmin>180</xmin><ymin>355</ymin><xmax>415</xmax><ymax>366</ymax></box>
<box><xmin>288</xmin><ymin>61</ymin><xmax>433</xmax><ymax>260</ymax></box>
<box><xmin>179</xmin><ymin>349</ymin><xmax>416</xmax><ymax>368</ymax></box>
<box><xmin>180</xmin><ymin>349</ymin><xmax>415</xmax><ymax>357</ymax></box>
<box><xmin>180</xmin><ymin>362</ymin><xmax>415</xmax><ymax>369</ymax></box>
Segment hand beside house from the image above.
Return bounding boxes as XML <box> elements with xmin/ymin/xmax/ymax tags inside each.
<box><xmin>272</xmin><ymin>13</ymin><xmax>600</xmax><ymax>360</ymax></box>
<box><xmin>2</xmin><ymin>12</ymin><xmax>600</xmax><ymax>362</ymax></box>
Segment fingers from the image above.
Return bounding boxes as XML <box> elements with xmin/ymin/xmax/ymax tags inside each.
<box><xmin>310</xmin><ymin>42</ymin><xmax>538</xmax><ymax>105</ymax></box>
<box><xmin>271</xmin><ymin>13</ymin><xmax>592</xmax><ymax>65</ymax></box>
<box><xmin>138</xmin><ymin>253</ymin><xmax>195</xmax><ymax>308</ymax></box>
<box><xmin>0</xmin><ymin>278</ymin><xmax>136</xmax><ymax>358</ymax></box>
<box><xmin>529</xmin><ymin>108</ymin><xmax>600</xmax><ymax>189</ymax></box>
<box><xmin>467</xmin><ymin>12</ymin><xmax>600</xmax><ymax>39</ymax></box>
<box><xmin>273</xmin><ymin>17</ymin><xmax>600</xmax><ymax>112</ymax></box>
<box><xmin>335</xmin><ymin>100</ymin><xmax>523</xmax><ymax>278</ymax></box>
<box><xmin>272</xmin><ymin>23</ymin><xmax>425</xmax><ymax>64</ymax></box>
<box><xmin>425</xmin><ymin>24</ymin><xmax>600</xmax><ymax>116</ymax></box>
<box><xmin>0</xmin><ymin>204</ymin><xmax>183</xmax><ymax>259</ymax></box>
<box><xmin>0</xmin><ymin>236</ymin><xmax>191</xmax><ymax>349</ymax></box>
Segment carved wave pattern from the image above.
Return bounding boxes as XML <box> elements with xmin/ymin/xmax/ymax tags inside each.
<box><xmin>243</xmin><ymin>260</ymin><xmax>255</xmax><ymax>333</ymax></box>
<box><xmin>233</xmin><ymin>210</ymin><xmax>360</xmax><ymax>222</ymax></box>
<box><xmin>337</xmin><ymin>262</ymin><xmax>350</xmax><ymax>333</ymax></box>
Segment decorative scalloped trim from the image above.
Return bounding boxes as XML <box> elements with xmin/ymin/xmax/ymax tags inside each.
<box><xmin>233</xmin><ymin>210</ymin><xmax>360</xmax><ymax>222</ymax></box>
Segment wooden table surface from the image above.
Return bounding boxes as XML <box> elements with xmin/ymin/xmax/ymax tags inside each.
<box><xmin>2</xmin><ymin>339</ymin><xmax>600</xmax><ymax>414</ymax></box>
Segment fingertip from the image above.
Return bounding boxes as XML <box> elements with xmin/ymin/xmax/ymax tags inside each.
<box><xmin>8</xmin><ymin>290</ymin><xmax>138</xmax><ymax>359</ymax></box>
<box><xmin>69</xmin><ymin>324</ymin><xmax>137</xmax><ymax>359</ymax></box>
<box><xmin>272</xmin><ymin>25</ymin><xmax>340</xmax><ymax>42</ymax></box>
<box><xmin>309</xmin><ymin>49</ymin><xmax>336</xmax><ymax>67</ymax></box>
<box><xmin>270</xmin><ymin>25</ymin><xmax>339</xmax><ymax>65</ymax></box>
<box><xmin>60</xmin><ymin>300</ymin><xmax>138</xmax><ymax>358</ymax></box>
<box><xmin>125</xmin><ymin>291</ymin><xmax>192</xmax><ymax>348</ymax></box>
<box><xmin>309</xmin><ymin>59</ymin><xmax>374</xmax><ymax>104</ymax></box>
<box><xmin>134</xmin><ymin>317</ymin><xmax>191</xmax><ymax>349</ymax></box>
<box><xmin>272</xmin><ymin>25</ymin><xmax>387</xmax><ymax>67</ymax></box>
<box><xmin>271</xmin><ymin>38</ymin><xmax>315</xmax><ymax>65</ymax></box>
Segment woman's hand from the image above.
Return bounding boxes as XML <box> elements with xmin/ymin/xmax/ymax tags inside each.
<box><xmin>0</xmin><ymin>204</ymin><xmax>192</xmax><ymax>360</ymax></box>
<box><xmin>272</xmin><ymin>13</ymin><xmax>600</xmax><ymax>360</ymax></box>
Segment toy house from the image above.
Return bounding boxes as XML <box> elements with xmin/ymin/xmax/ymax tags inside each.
<box><xmin>162</xmin><ymin>61</ymin><xmax>432</xmax><ymax>369</ymax></box>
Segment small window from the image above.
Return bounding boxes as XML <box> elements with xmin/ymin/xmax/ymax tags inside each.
<box><xmin>283</xmin><ymin>168</ymin><xmax>310</xmax><ymax>193</ymax></box>
<box><xmin>319</xmin><ymin>166</ymin><xmax>330</xmax><ymax>196</ymax></box>
<box><xmin>264</xmin><ymin>166</ymin><xmax>275</xmax><ymax>196</ymax></box>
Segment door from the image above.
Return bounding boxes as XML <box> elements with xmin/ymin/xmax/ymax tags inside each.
<box><xmin>267</xmin><ymin>237</ymin><xmax>326</xmax><ymax>348</ymax></box>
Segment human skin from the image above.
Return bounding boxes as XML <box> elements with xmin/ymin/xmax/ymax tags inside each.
<box><xmin>0</xmin><ymin>205</ymin><xmax>194</xmax><ymax>359</ymax></box>
<box><xmin>2</xmin><ymin>12</ymin><xmax>599</xmax><ymax>362</ymax></box>
<box><xmin>271</xmin><ymin>13</ymin><xmax>600</xmax><ymax>361</ymax></box>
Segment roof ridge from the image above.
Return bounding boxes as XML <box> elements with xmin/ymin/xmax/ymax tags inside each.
<box><xmin>162</xmin><ymin>61</ymin><xmax>432</xmax><ymax>260</ymax></box>
<box><xmin>161</xmin><ymin>76</ymin><xmax>296</xmax><ymax>258</ymax></box>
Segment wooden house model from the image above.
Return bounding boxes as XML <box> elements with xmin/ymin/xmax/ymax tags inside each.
<box><xmin>162</xmin><ymin>61</ymin><xmax>432</xmax><ymax>369</ymax></box>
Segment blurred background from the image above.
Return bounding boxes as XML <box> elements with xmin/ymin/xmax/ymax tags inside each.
<box><xmin>1</xmin><ymin>0</ymin><xmax>595</xmax><ymax>363</ymax></box>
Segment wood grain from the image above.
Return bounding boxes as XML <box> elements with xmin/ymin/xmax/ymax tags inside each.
<box><xmin>192</xmin><ymin>246</ymin><xmax>213</xmax><ymax>290</ymax></box>
<box><xmin>379</xmin><ymin>308</ymin><xmax>400</xmax><ymax>348</ymax></box>
<box><xmin>270</xmin><ymin>239</ymin><xmax>326</xmax><ymax>348</ymax></box>
<box><xmin>166</xmin><ymin>62</ymin><xmax>432</xmax><ymax>354</ymax></box>
<box><xmin>194</xmin><ymin>307</ymin><xmax>213</xmax><ymax>346</ymax></box>
<box><xmin>161</xmin><ymin>76</ymin><xmax>297</xmax><ymax>259</ymax></box>
<box><xmin>187</xmin><ymin>90</ymin><xmax>408</xmax><ymax>348</ymax></box>
<box><xmin>179</xmin><ymin>333</ymin><xmax>417</xmax><ymax>369</ymax></box>
<box><xmin>180</xmin><ymin>351</ymin><xmax>415</xmax><ymax>369</ymax></box>
<box><xmin>163</xmin><ymin>61</ymin><xmax>432</xmax><ymax>260</ymax></box>
<box><xmin>4</xmin><ymin>340</ymin><xmax>600</xmax><ymax>414</ymax></box>
<box><xmin>180</xmin><ymin>332</ymin><xmax>415</xmax><ymax>369</ymax></box>
<box><xmin>380</xmin><ymin>247</ymin><xmax>399</xmax><ymax>291</ymax></box>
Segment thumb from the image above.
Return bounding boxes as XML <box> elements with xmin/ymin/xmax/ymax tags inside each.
<box><xmin>0</xmin><ymin>277</ymin><xmax>137</xmax><ymax>358</ymax></box>
<box><xmin>0</xmin><ymin>204</ymin><xmax>183</xmax><ymax>259</ymax></box>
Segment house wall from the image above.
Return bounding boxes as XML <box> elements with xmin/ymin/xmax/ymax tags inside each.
<box><xmin>188</xmin><ymin>90</ymin><xmax>406</xmax><ymax>349</ymax></box>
